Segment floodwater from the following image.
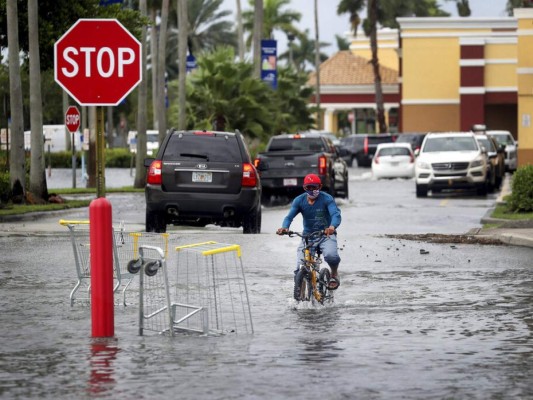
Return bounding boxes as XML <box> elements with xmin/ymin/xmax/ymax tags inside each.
<box><xmin>1</xmin><ymin>228</ymin><xmax>532</xmax><ymax>399</ymax></box>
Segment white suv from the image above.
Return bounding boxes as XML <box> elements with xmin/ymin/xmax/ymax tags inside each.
<box><xmin>415</xmin><ymin>132</ymin><xmax>488</xmax><ymax>197</ymax></box>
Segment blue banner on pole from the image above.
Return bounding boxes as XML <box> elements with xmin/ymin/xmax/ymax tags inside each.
<box><xmin>260</xmin><ymin>39</ymin><xmax>277</xmax><ymax>89</ymax></box>
<box><xmin>99</xmin><ymin>0</ymin><xmax>123</xmax><ymax>5</ymax></box>
<box><xmin>186</xmin><ymin>55</ymin><xmax>197</xmax><ymax>74</ymax></box>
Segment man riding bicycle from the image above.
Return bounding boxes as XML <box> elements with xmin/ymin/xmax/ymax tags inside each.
<box><xmin>276</xmin><ymin>174</ymin><xmax>342</xmax><ymax>290</ymax></box>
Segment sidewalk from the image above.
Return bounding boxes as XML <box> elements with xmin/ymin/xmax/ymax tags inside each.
<box><xmin>468</xmin><ymin>174</ymin><xmax>533</xmax><ymax>248</ymax></box>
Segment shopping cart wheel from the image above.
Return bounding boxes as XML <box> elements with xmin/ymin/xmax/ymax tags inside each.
<box><xmin>144</xmin><ymin>260</ymin><xmax>161</xmax><ymax>277</ymax></box>
<box><xmin>127</xmin><ymin>259</ymin><xmax>142</xmax><ymax>274</ymax></box>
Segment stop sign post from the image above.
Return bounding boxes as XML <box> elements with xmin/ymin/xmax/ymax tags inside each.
<box><xmin>65</xmin><ymin>106</ymin><xmax>81</xmax><ymax>189</ymax></box>
<box><xmin>54</xmin><ymin>18</ymin><xmax>142</xmax><ymax>199</ymax></box>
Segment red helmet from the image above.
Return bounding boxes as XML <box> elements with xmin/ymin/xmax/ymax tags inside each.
<box><xmin>303</xmin><ymin>174</ymin><xmax>321</xmax><ymax>186</ymax></box>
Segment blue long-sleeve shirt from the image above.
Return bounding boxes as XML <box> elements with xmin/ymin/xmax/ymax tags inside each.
<box><xmin>282</xmin><ymin>192</ymin><xmax>341</xmax><ymax>234</ymax></box>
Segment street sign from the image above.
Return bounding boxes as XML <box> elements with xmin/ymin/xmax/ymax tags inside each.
<box><xmin>65</xmin><ymin>106</ymin><xmax>81</xmax><ymax>133</ymax></box>
<box><xmin>54</xmin><ymin>19</ymin><xmax>142</xmax><ymax>106</ymax></box>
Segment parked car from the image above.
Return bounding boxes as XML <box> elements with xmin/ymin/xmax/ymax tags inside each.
<box><xmin>254</xmin><ymin>132</ymin><xmax>349</xmax><ymax>202</ymax></box>
<box><xmin>340</xmin><ymin>133</ymin><xmax>397</xmax><ymax>167</ymax></box>
<box><xmin>474</xmin><ymin>134</ymin><xmax>505</xmax><ymax>190</ymax></box>
<box><xmin>486</xmin><ymin>130</ymin><xmax>518</xmax><ymax>172</ymax></box>
<box><xmin>371</xmin><ymin>143</ymin><xmax>415</xmax><ymax>179</ymax></box>
<box><xmin>395</xmin><ymin>132</ymin><xmax>427</xmax><ymax>154</ymax></box>
<box><xmin>144</xmin><ymin>129</ymin><xmax>262</xmax><ymax>234</ymax></box>
<box><xmin>415</xmin><ymin>132</ymin><xmax>488</xmax><ymax>197</ymax></box>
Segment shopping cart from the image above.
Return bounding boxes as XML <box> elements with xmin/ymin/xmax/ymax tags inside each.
<box><xmin>59</xmin><ymin>219</ymin><xmax>170</xmax><ymax>306</ymax></box>
<box><xmin>130</xmin><ymin>241</ymin><xmax>254</xmax><ymax>336</ymax></box>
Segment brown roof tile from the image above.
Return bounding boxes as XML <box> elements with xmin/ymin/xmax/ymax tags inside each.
<box><xmin>307</xmin><ymin>50</ymin><xmax>398</xmax><ymax>86</ymax></box>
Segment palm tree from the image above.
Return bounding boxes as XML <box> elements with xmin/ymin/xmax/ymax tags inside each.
<box><xmin>367</xmin><ymin>0</ymin><xmax>386</xmax><ymax>133</ymax></box>
<box><xmin>156</xmin><ymin>0</ymin><xmax>169</xmax><ymax>144</ymax></box>
<box><xmin>134</xmin><ymin>0</ymin><xmax>149</xmax><ymax>188</ymax></box>
<box><xmin>28</xmin><ymin>0</ymin><xmax>48</xmax><ymax>201</ymax></box>
<box><xmin>337</xmin><ymin>0</ymin><xmax>365</xmax><ymax>36</ymax></box>
<box><xmin>177</xmin><ymin>0</ymin><xmax>188</xmax><ymax>130</ymax></box>
<box><xmin>314</xmin><ymin>0</ymin><xmax>320</xmax><ymax>121</ymax></box>
<box><xmin>278</xmin><ymin>29</ymin><xmax>329</xmax><ymax>73</ymax></box>
<box><xmin>6</xmin><ymin>0</ymin><xmax>25</xmax><ymax>203</ymax></box>
<box><xmin>243</xmin><ymin>0</ymin><xmax>301</xmax><ymax>45</ymax></box>
<box><xmin>236</xmin><ymin>0</ymin><xmax>245</xmax><ymax>60</ymax></box>
<box><xmin>252</xmin><ymin>0</ymin><xmax>263</xmax><ymax>79</ymax></box>
<box><xmin>186</xmin><ymin>0</ymin><xmax>236</xmax><ymax>53</ymax></box>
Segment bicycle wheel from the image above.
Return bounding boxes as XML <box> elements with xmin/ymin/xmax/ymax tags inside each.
<box><xmin>294</xmin><ymin>268</ymin><xmax>311</xmax><ymax>301</ymax></box>
<box><xmin>318</xmin><ymin>268</ymin><xmax>331</xmax><ymax>303</ymax></box>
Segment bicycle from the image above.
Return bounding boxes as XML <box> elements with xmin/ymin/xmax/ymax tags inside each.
<box><xmin>278</xmin><ymin>230</ymin><xmax>334</xmax><ymax>305</ymax></box>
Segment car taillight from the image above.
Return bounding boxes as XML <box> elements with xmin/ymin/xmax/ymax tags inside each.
<box><xmin>253</xmin><ymin>158</ymin><xmax>261</xmax><ymax>168</ymax></box>
<box><xmin>374</xmin><ymin>156</ymin><xmax>380</xmax><ymax>164</ymax></box>
<box><xmin>242</xmin><ymin>163</ymin><xmax>258</xmax><ymax>187</ymax></box>
<box><xmin>409</xmin><ymin>153</ymin><xmax>414</xmax><ymax>163</ymax></box>
<box><xmin>193</xmin><ymin>130</ymin><xmax>214</xmax><ymax>136</ymax></box>
<box><xmin>318</xmin><ymin>155</ymin><xmax>327</xmax><ymax>175</ymax></box>
<box><xmin>364</xmin><ymin>137</ymin><xmax>368</xmax><ymax>154</ymax></box>
<box><xmin>147</xmin><ymin>160</ymin><xmax>162</xmax><ymax>185</ymax></box>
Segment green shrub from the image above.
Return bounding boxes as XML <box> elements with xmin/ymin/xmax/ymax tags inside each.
<box><xmin>0</xmin><ymin>171</ymin><xmax>11</xmax><ymax>204</ymax></box>
<box><xmin>105</xmin><ymin>148</ymin><xmax>134</xmax><ymax>168</ymax></box>
<box><xmin>507</xmin><ymin>164</ymin><xmax>533</xmax><ymax>212</ymax></box>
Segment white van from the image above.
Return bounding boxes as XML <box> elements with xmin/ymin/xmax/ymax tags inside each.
<box><xmin>24</xmin><ymin>125</ymin><xmax>82</xmax><ymax>152</ymax></box>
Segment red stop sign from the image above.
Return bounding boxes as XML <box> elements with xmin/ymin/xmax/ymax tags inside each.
<box><xmin>54</xmin><ymin>19</ymin><xmax>142</xmax><ymax>106</ymax></box>
<box><xmin>65</xmin><ymin>106</ymin><xmax>81</xmax><ymax>133</ymax></box>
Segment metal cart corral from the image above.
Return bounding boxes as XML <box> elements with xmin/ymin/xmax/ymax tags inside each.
<box><xmin>131</xmin><ymin>241</ymin><xmax>253</xmax><ymax>336</ymax></box>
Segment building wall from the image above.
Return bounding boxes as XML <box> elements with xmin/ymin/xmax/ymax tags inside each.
<box><xmin>516</xmin><ymin>9</ymin><xmax>533</xmax><ymax>166</ymax></box>
<box><xmin>349</xmin><ymin>30</ymin><xmax>399</xmax><ymax>70</ymax></box>
<box><xmin>397</xmin><ymin>16</ymin><xmax>523</xmax><ymax>146</ymax></box>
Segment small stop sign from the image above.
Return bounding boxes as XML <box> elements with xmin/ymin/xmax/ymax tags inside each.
<box><xmin>65</xmin><ymin>106</ymin><xmax>81</xmax><ymax>133</ymax></box>
<box><xmin>54</xmin><ymin>19</ymin><xmax>142</xmax><ymax>106</ymax></box>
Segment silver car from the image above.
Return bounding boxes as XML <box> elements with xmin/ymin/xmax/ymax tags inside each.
<box><xmin>486</xmin><ymin>130</ymin><xmax>518</xmax><ymax>172</ymax></box>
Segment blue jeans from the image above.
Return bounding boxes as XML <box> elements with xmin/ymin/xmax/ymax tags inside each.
<box><xmin>294</xmin><ymin>234</ymin><xmax>341</xmax><ymax>275</ymax></box>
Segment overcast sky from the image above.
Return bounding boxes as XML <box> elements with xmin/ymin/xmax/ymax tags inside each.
<box><xmin>222</xmin><ymin>0</ymin><xmax>511</xmax><ymax>57</ymax></box>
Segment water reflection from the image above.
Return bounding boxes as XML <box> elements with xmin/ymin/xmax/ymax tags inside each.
<box><xmin>87</xmin><ymin>338</ymin><xmax>119</xmax><ymax>396</ymax></box>
<box><xmin>295</xmin><ymin>306</ymin><xmax>343</xmax><ymax>362</ymax></box>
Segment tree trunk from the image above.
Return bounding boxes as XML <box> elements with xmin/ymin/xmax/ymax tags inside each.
<box><xmin>368</xmin><ymin>0</ymin><xmax>387</xmax><ymax>133</ymax></box>
<box><xmin>150</xmin><ymin>8</ymin><xmax>159</xmax><ymax>130</ymax></box>
<box><xmin>178</xmin><ymin>0</ymin><xmax>188</xmax><ymax>130</ymax></box>
<box><xmin>134</xmin><ymin>0</ymin><xmax>148</xmax><ymax>189</ymax></box>
<box><xmin>28</xmin><ymin>0</ymin><xmax>48</xmax><ymax>201</ymax></box>
<box><xmin>7</xmin><ymin>0</ymin><xmax>26</xmax><ymax>203</ymax></box>
<box><xmin>314</xmin><ymin>0</ymin><xmax>321</xmax><ymax>128</ymax></box>
<box><xmin>157</xmin><ymin>0</ymin><xmax>169</xmax><ymax>143</ymax></box>
<box><xmin>236</xmin><ymin>0</ymin><xmax>245</xmax><ymax>61</ymax></box>
<box><xmin>253</xmin><ymin>0</ymin><xmax>263</xmax><ymax>79</ymax></box>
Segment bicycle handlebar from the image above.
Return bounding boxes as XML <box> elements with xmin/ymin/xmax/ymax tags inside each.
<box><xmin>277</xmin><ymin>230</ymin><xmax>331</xmax><ymax>239</ymax></box>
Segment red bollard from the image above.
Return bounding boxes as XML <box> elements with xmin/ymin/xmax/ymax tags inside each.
<box><xmin>90</xmin><ymin>197</ymin><xmax>114</xmax><ymax>337</ymax></box>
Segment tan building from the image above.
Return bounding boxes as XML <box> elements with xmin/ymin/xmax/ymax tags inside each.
<box><xmin>310</xmin><ymin>9</ymin><xmax>533</xmax><ymax>166</ymax></box>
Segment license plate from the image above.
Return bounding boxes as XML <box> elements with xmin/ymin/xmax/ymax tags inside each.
<box><xmin>283</xmin><ymin>178</ymin><xmax>297</xmax><ymax>186</ymax></box>
<box><xmin>192</xmin><ymin>171</ymin><xmax>212</xmax><ymax>183</ymax></box>
<box><xmin>391</xmin><ymin>162</ymin><xmax>399</xmax><ymax>167</ymax></box>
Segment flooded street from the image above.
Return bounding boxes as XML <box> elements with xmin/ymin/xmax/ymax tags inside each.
<box><xmin>0</xmin><ymin>170</ymin><xmax>532</xmax><ymax>399</ymax></box>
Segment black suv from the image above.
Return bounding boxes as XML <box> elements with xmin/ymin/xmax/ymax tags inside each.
<box><xmin>340</xmin><ymin>134</ymin><xmax>397</xmax><ymax>167</ymax></box>
<box><xmin>144</xmin><ymin>129</ymin><xmax>262</xmax><ymax>234</ymax></box>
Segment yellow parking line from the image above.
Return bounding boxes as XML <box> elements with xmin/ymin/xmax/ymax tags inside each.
<box><xmin>440</xmin><ymin>199</ymin><xmax>449</xmax><ymax>206</ymax></box>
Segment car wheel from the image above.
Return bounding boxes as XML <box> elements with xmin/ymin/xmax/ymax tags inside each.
<box><xmin>347</xmin><ymin>156</ymin><xmax>354</xmax><ymax>167</ymax></box>
<box><xmin>146</xmin><ymin>210</ymin><xmax>166</xmax><ymax>233</ymax></box>
<box><xmin>476</xmin><ymin>182</ymin><xmax>488</xmax><ymax>196</ymax></box>
<box><xmin>341</xmin><ymin>177</ymin><xmax>349</xmax><ymax>199</ymax></box>
<box><xmin>261</xmin><ymin>190</ymin><xmax>271</xmax><ymax>206</ymax></box>
<box><xmin>243</xmin><ymin>207</ymin><xmax>261</xmax><ymax>234</ymax></box>
<box><xmin>416</xmin><ymin>184</ymin><xmax>428</xmax><ymax>197</ymax></box>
